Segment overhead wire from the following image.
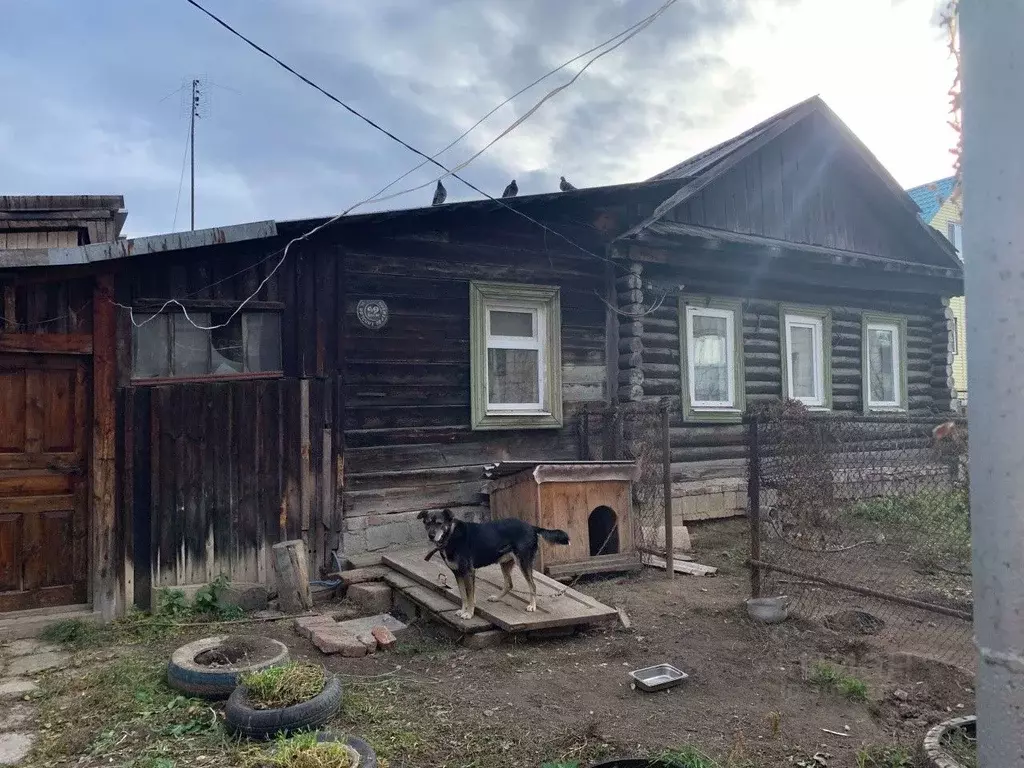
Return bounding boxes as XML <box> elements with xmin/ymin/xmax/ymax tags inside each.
<box><xmin>356</xmin><ymin>0</ymin><xmax>678</xmax><ymax>211</ymax></box>
<box><xmin>130</xmin><ymin>0</ymin><xmax>675</xmax><ymax>331</ymax></box>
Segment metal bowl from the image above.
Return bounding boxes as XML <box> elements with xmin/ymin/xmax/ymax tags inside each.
<box><xmin>629</xmin><ymin>663</ymin><xmax>688</xmax><ymax>692</ymax></box>
<box><xmin>745</xmin><ymin>596</ymin><xmax>790</xmax><ymax>624</ymax></box>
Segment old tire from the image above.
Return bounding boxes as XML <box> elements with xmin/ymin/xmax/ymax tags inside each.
<box><xmin>315</xmin><ymin>733</ymin><xmax>377</xmax><ymax>768</ymax></box>
<box><xmin>167</xmin><ymin>635</ymin><xmax>289</xmax><ymax>700</ymax></box>
<box><xmin>225</xmin><ymin>674</ymin><xmax>343</xmax><ymax>739</ymax></box>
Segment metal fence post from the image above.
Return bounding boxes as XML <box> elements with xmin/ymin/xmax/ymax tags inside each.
<box><xmin>661</xmin><ymin>399</ymin><xmax>674</xmax><ymax>579</ymax></box>
<box><xmin>961</xmin><ymin>3</ymin><xmax>1024</xmax><ymax>764</ymax></box>
<box><xmin>747</xmin><ymin>414</ymin><xmax>762</xmax><ymax>598</ymax></box>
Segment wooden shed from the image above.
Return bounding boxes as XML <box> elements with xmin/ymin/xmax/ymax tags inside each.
<box><xmin>484</xmin><ymin>460</ymin><xmax>640</xmax><ymax>578</ymax></box>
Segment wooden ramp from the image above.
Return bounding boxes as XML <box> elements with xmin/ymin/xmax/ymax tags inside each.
<box><xmin>381</xmin><ymin>547</ymin><xmax>618</xmax><ymax>632</ymax></box>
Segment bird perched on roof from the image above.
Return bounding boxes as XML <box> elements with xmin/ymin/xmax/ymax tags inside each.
<box><xmin>559</xmin><ymin>176</ymin><xmax>576</xmax><ymax>192</ymax></box>
<box><xmin>432</xmin><ymin>180</ymin><xmax>447</xmax><ymax>206</ymax></box>
<box><xmin>502</xmin><ymin>180</ymin><xmax>518</xmax><ymax>198</ymax></box>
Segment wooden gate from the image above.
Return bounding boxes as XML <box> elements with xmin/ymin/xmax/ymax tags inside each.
<box><xmin>0</xmin><ymin>353</ymin><xmax>90</xmax><ymax>611</ymax></box>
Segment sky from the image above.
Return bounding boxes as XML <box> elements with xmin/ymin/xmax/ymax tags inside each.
<box><xmin>0</xmin><ymin>0</ymin><xmax>957</xmax><ymax>238</ymax></box>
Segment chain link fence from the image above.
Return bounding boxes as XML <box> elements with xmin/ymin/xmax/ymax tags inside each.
<box><xmin>748</xmin><ymin>401</ymin><xmax>972</xmax><ymax>667</ymax></box>
<box><xmin>580</xmin><ymin>400</ymin><xmax>673</xmax><ymax>562</ymax></box>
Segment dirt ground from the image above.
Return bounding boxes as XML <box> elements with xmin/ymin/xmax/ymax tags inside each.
<box><xmin>24</xmin><ymin>520</ymin><xmax>975</xmax><ymax>768</ymax></box>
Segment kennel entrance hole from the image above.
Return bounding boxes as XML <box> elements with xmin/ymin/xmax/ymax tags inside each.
<box><xmin>589</xmin><ymin>506</ymin><xmax>620</xmax><ymax>556</ymax></box>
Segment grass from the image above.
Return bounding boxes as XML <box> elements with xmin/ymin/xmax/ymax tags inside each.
<box><xmin>241</xmin><ymin>733</ymin><xmax>359</xmax><ymax>768</ymax></box>
<box><xmin>943</xmin><ymin>724</ymin><xmax>977</xmax><ymax>768</ymax></box>
<box><xmin>808</xmin><ymin>661</ymin><xmax>869</xmax><ymax>701</ymax></box>
<box><xmin>855</xmin><ymin>745</ymin><xmax>913</xmax><ymax>767</ymax></box>
<box><xmin>40</xmin><ymin>618</ymin><xmax>103</xmax><ymax>649</ymax></box>
<box><xmin>851</xmin><ymin>488</ymin><xmax>971</xmax><ymax>568</ymax></box>
<box><xmin>241</xmin><ymin>663</ymin><xmax>327</xmax><ymax>710</ymax></box>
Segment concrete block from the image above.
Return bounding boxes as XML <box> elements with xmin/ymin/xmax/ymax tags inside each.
<box><xmin>3</xmin><ymin>640</ymin><xmax>57</xmax><ymax>658</ymax></box>
<box><xmin>224</xmin><ymin>584</ymin><xmax>270</xmax><ymax>612</ymax></box>
<box><xmin>7</xmin><ymin>651</ymin><xmax>65</xmax><ymax>677</ymax></box>
<box><xmin>0</xmin><ymin>681</ymin><xmax>37</xmax><ymax>701</ymax></box>
<box><xmin>348</xmin><ymin>583</ymin><xmax>393</xmax><ymax>614</ymax></box>
<box><xmin>336</xmin><ymin>613</ymin><xmax>409</xmax><ymax>638</ymax></box>
<box><xmin>294</xmin><ymin>615</ymin><xmax>336</xmax><ymax>640</ymax></box>
<box><xmin>460</xmin><ymin>630</ymin><xmax>507</xmax><ymax>650</ymax></box>
<box><xmin>310</xmin><ymin>627</ymin><xmax>365</xmax><ymax>657</ymax></box>
<box><xmin>364</xmin><ymin>524</ymin><xmax>391</xmax><ymax>552</ymax></box>
<box><xmin>356</xmin><ymin>633</ymin><xmax>378</xmax><ymax>654</ymax></box>
<box><xmin>0</xmin><ymin>732</ymin><xmax>35</xmax><ymax>765</ymax></box>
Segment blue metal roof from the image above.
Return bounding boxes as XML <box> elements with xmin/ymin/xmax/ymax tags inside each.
<box><xmin>906</xmin><ymin>176</ymin><xmax>956</xmax><ymax>223</ymax></box>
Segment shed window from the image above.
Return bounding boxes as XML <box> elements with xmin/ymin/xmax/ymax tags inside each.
<box><xmin>781</xmin><ymin>307</ymin><xmax>831</xmax><ymax>409</ymax></box>
<box><xmin>131</xmin><ymin>311</ymin><xmax>282</xmax><ymax>381</ymax></box>
<box><xmin>862</xmin><ymin>313</ymin><xmax>907</xmax><ymax>412</ymax></box>
<box><xmin>470</xmin><ymin>281</ymin><xmax>562</xmax><ymax>430</ymax></box>
<box><xmin>680</xmin><ymin>298</ymin><xmax>744</xmax><ymax>422</ymax></box>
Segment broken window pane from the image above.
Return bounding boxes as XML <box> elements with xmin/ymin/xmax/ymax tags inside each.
<box><xmin>210</xmin><ymin>312</ymin><xmax>244</xmax><ymax>375</ymax></box>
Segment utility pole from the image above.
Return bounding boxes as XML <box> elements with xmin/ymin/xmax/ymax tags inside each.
<box><xmin>190</xmin><ymin>78</ymin><xmax>201</xmax><ymax>231</ymax></box>
<box><xmin>960</xmin><ymin>2</ymin><xmax>1024</xmax><ymax>765</ymax></box>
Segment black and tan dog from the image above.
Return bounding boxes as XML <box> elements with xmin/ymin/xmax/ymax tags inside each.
<box><xmin>417</xmin><ymin>508</ymin><xmax>569</xmax><ymax>620</ymax></box>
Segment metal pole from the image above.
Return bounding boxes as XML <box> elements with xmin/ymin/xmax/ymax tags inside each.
<box><xmin>661</xmin><ymin>400</ymin><xmax>674</xmax><ymax>579</ymax></box>
<box><xmin>190</xmin><ymin>79</ymin><xmax>198</xmax><ymax>231</ymax></box>
<box><xmin>747</xmin><ymin>415</ymin><xmax>762</xmax><ymax>598</ymax></box>
<box><xmin>960</xmin><ymin>3</ymin><xmax>1024</xmax><ymax>765</ymax></box>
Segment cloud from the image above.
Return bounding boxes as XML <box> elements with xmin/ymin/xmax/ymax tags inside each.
<box><xmin>0</xmin><ymin>0</ymin><xmax>957</xmax><ymax>236</ymax></box>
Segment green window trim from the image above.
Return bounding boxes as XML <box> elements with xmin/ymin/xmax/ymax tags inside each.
<box><xmin>469</xmin><ymin>281</ymin><xmax>563</xmax><ymax>431</ymax></box>
<box><xmin>678</xmin><ymin>295</ymin><xmax>745</xmax><ymax>423</ymax></box>
<box><xmin>779</xmin><ymin>304</ymin><xmax>833</xmax><ymax>410</ymax></box>
<box><xmin>861</xmin><ymin>311</ymin><xmax>909</xmax><ymax>414</ymax></box>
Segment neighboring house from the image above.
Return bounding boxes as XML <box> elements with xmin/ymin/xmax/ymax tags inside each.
<box><xmin>0</xmin><ymin>96</ymin><xmax>962</xmax><ymax>621</ymax></box>
<box><xmin>907</xmin><ymin>176</ymin><xmax>966</xmax><ymax>403</ymax></box>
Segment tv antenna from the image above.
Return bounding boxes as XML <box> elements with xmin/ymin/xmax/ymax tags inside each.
<box><xmin>181</xmin><ymin>77</ymin><xmax>210</xmax><ymax>230</ymax></box>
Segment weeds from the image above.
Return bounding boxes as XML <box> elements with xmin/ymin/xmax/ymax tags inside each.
<box><xmin>766</xmin><ymin>710</ymin><xmax>782</xmax><ymax>738</ymax></box>
<box><xmin>809</xmin><ymin>661</ymin><xmax>869</xmax><ymax>701</ymax></box>
<box><xmin>855</xmin><ymin>744</ymin><xmax>913</xmax><ymax>767</ymax></box>
<box><xmin>851</xmin><ymin>489</ymin><xmax>971</xmax><ymax>569</ymax></box>
<box><xmin>943</xmin><ymin>724</ymin><xmax>977</xmax><ymax>768</ymax></box>
<box><xmin>241</xmin><ymin>663</ymin><xmax>326</xmax><ymax>710</ymax></box>
<box><xmin>39</xmin><ymin>618</ymin><xmax>103</xmax><ymax>649</ymax></box>
<box><xmin>241</xmin><ymin>733</ymin><xmax>359</xmax><ymax>768</ymax></box>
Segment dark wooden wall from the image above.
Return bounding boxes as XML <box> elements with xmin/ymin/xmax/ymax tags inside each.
<box><xmin>618</xmin><ymin>252</ymin><xmax>955</xmax><ymax>497</ymax></box>
<box><xmin>125</xmin><ymin>378</ymin><xmax>337</xmax><ymax>605</ymax></box>
<box><xmin>0</xmin><ymin>273</ymin><xmax>94</xmax><ymax>335</ymax></box>
<box><xmin>666</xmin><ymin>112</ymin><xmax>944</xmax><ymax>267</ymax></box>
<box><xmin>340</xmin><ymin>218</ymin><xmax>612</xmax><ymax>551</ymax></box>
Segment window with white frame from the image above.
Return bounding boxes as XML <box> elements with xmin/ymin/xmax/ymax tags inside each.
<box><xmin>863</xmin><ymin>314</ymin><xmax>906</xmax><ymax>411</ymax></box>
<box><xmin>947</xmin><ymin>221</ymin><xmax>963</xmax><ymax>258</ymax></box>
<box><xmin>132</xmin><ymin>311</ymin><xmax>282</xmax><ymax>381</ymax></box>
<box><xmin>680</xmin><ymin>298</ymin><xmax>744</xmax><ymax>420</ymax></box>
<box><xmin>782</xmin><ymin>311</ymin><xmax>829</xmax><ymax>408</ymax></box>
<box><xmin>470</xmin><ymin>282</ymin><xmax>562</xmax><ymax>430</ymax></box>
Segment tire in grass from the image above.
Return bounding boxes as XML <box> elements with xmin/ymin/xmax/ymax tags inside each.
<box><xmin>315</xmin><ymin>732</ymin><xmax>378</xmax><ymax>768</ymax></box>
<box><xmin>167</xmin><ymin>635</ymin><xmax>289</xmax><ymax>700</ymax></box>
<box><xmin>224</xmin><ymin>674</ymin><xmax>343</xmax><ymax>740</ymax></box>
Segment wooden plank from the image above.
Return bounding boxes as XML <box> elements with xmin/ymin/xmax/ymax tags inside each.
<box><xmin>545</xmin><ymin>553</ymin><xmax>643</xmax><ymax>581</ymax></box>
<box><xmin>382</xmin><ymin>547</ymin><xmax>617</xmax><ymax>631</ymax></box>
<box><xmin>396</xmin><ymin>582</ymin><xmax>494</xmax><ymax>633</ymax></box>
<box><xmin>92</xmin><ymin>274</ymin><xmax>119</xmax><ymax>618</ymax></box>
<box><xmin>641</xmin><ymin>553</ymin><xmax>718</xmax><ymax>577</ymax></box>
<box><xmin>0</xmin><ymin>333</ymin><xmax>92</xmax><ymax>355</ymax></box>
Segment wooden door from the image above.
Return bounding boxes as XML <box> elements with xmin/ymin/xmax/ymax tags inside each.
<box><xmin>0</xmin><ymin>353</ymin><xmax>90</xmax><ymax>611</ymax></box>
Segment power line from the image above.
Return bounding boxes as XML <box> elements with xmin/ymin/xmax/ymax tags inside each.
<box><xmin>358</xmin><ymin>0</ymin><xmax>678</xmax><ymax>210</ymax></box>
<box><xmin>180</xmin><ymin>0</ymin><xmax>653</xmax><ymax>269</ymax></box>
<box><xmin>140</xmin><ymin>0</ymin><xmax>673</xmax><ymax>332</ymax></box>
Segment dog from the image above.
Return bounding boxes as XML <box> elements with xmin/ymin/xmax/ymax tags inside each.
<box><xmin>416</xmin><ymin>508</ymin><xmax>569</xmax><ymax>620</ymax></box>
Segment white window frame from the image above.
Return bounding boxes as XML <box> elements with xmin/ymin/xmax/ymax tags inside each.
<box><xmin>483</xmin><ymin>301</ymin><xmax>546</xmax><ymax>413</ymax></box>
<box><xmin>685</xmin><ymin>305</ymin><xmax>736</xmax><ymax>410</ymax></box>
<box><xmin>948</xmin><ymin>221</ymin><xmax>963</xmax><ymax>257</ymax></box>
<box><xmin>469</xmin><ymin>281</ymin><xmax>562</xmax><ymax>431</ymax></box>
<box><xmin>783</xmin><ymin>313</ymin><xmax>826</xmax><ymax>407</ymax></box>
<box><xmin>865</xmin><ymin>321</ymin><xmax>903</xmax><ymax>410</ymax></box>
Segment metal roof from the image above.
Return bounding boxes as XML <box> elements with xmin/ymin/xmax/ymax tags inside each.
<box><xmin>0</xmin><ymin>220</ymin><xmax>277</xmax><ymax>269</ymax></box>
<box><xmin>906</xmin><ymin>177</ymin><xmax>957</xmax><ymax>223</ymax></box>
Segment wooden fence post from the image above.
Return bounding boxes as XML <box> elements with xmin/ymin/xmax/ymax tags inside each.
<box><xmin>273</xmin><ymin>540</ymin><xmax>313</xmax><ymax>612</ymax></box>
<box><xmin>661</xmin><ymin>400</ymin><xmax>674</xmax><ymax>579</ymax></box>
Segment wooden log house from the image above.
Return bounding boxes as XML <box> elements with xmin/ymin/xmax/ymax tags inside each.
<box><xmin>0</xmin><ymin>96</ymin><xmax>963</xmax><ymax>620</ymax></box>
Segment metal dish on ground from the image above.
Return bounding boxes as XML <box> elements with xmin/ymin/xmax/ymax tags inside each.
<box><xmin>629</xmin><ymin>664</ymin><xmax>688</xmax><ymax>692</ymax></box>
<box><xmin>745</xmin><ymin>595</ymin><xmax>790</xmax><ymax>624</ymax></box>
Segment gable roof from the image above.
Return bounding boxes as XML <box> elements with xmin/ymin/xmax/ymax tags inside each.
<box><xmin>620</xmin><ymin>96</ymin><xmax>961</xmax><ymax>270</ymax></box>
<box><xmin>906</xmin><ymin>176</ymin><xmax>957</xmax><ymax>223</ymax></box>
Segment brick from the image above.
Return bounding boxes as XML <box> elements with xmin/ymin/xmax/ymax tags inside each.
<box><xmin>370</xmin><ymin>625</ymin><xmax>397</xmax><ymax>650</ymax></box>
<box><xmin>310</xmin><ymin>627</ymin><xmax>366</xmax><ymax>657</ymax></box>
<box><xmin>356</xmin><ymin>633</ymin><xmax>378</xmax><ymax>654</ymax></box>
<box><xmin>294</xmin><ymin>615</ymin><xmax>336</xmax><ymax>639</ymax></box>
<box><xmin>336</xmin><ymin>613</ymin><xmax>408</xmax><ymax>638</ymax></box>
<box><xmin>348</xmin><ymin>582</ymin><xmax>393</xmax><ymax>614</ymax></box>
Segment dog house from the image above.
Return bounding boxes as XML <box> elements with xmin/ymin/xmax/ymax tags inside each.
<box><xmin>483</xmin><ymin>460</ymin><xmax>641</xmax><ymax>579</ymax></box>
